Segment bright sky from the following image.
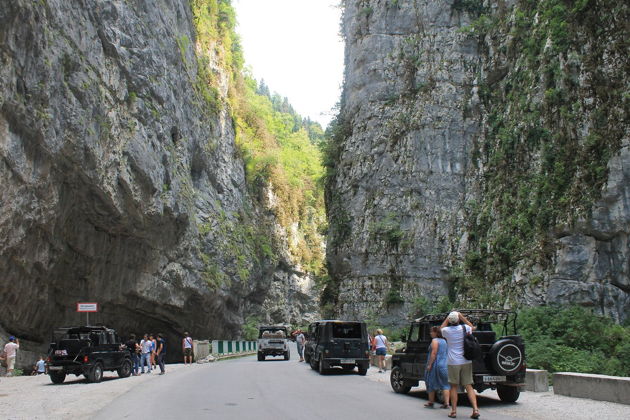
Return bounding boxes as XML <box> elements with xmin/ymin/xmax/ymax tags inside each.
<box><xmin>232</xmin><ymin>0</ymin><xmax>344</xmax><ymax>128</ymax></box>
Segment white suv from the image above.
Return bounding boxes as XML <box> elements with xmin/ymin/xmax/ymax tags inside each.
<box><xmin>257</xmin><ymin>326</ymin><xmax>290</xmax><ymax>361</ymax></box>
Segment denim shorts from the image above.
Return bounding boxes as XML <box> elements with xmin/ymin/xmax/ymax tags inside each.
<box><xmin>375</xmin><ymin>348</ymin><xmax>386</xmax><ymax>356</ymax></box>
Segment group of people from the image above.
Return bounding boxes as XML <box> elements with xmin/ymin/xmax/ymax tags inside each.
<box><xmin>424</xmin><ymin>311</ymin><xmax>480</xmax><ymax>419</ymax></box>
<box><xmin>124</xmin><ymin>333</ymin><xmax>169</xmax><ymax>375</ymax></box>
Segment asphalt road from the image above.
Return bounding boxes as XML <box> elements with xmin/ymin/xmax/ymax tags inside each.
<box><xmin>94</xmin><ymin>343</ymin><xmax>519</xmax><ymax>420</ymax></box>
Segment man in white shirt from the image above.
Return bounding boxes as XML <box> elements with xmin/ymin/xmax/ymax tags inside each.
<box><xmin>139</xmin><ymin>334</ymin><xmax>152</xmax><ymax>374</ymax></box>
<box><xmin>182</xmin><ymin>332</ymin><xmax>193</xmax><ymax>365</ymax></box>
<box><xmin>4</xmin><ymin>336</ymin><xmax>19</xmax><ymax>376</ymax></box>
<box><xmin>295</xmin><ymin>330</ymin><xmax>306</xmax><ymax>362</ymax></box>
<box><xmin>441</xmin><ymin>312</ymin><xmax>480</xmax><ymax>419</ymax></box>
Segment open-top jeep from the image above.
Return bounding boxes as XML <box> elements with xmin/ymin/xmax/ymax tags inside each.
<box><xmin>47</xmin><ymin>326</ymin><xmax>132</xmax><ymax>384</ymax></box>
<box><xmin>390</xmin><ymin>310</ymin><xmax>526</xmax><ymax>402</ymax></box>
<box><xmin>257</xmin><ymin>325</ymin><xmax>290</xmax><ymax>361</ymax></box>
<box><xmin>304</xmin><ymin>320</ymin><xmax>370</xmax><ymax>375</ymax></box>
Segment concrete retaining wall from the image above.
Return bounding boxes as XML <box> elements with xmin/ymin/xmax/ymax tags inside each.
<box><xmin>193</xmin><ymin>340</ymin><xmax>210</xmax><ymax>360</ymax></box>
<box><xmin>553</xmin><ymin>372</ymin><xmax>630</xmax><ymax>405</ymax></box>
<box><xmin>525</xmin><ymin>369</ymin><xmax>549</xmax><ymax>392</ymax></box>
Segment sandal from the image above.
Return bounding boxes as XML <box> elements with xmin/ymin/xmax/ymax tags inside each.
<box><xmin>440</xmin><ymin>404</ymin><xmax>450</xmax><ymax>409</ymax></box>
<box><xmin>424</xmin><ymin>402</ymin><xmax>434</xmax><ymax>408</ymax></box>
<box><xmin>448</xmin><ymin>412</ymin><xmax>457</xmax><ymax>418</ymax></box>
<box><xmin>471</xmin><ymin>410</ymin><xmax>480</xmax><ymax>419</ymax></box>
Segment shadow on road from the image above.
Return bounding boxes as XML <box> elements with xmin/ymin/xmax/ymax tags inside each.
<box><xmin>45</xmin><ymin>375</ymin><xmax>125</xmax><ymax>386</ymax></box>
<box><xmin>406</xmin><ymin>389</ymin><xmax>515</xmax><ymax>408</ymax></box>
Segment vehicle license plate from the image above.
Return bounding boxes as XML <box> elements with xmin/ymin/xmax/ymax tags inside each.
<box><xmin>55</xmin><ymin>350</ymin><xmax>68</xmax><ymax>356</ymax></box>
<box><xmin>48</xmin><ymin>366</ymin><xmax>63</xmax><ymax>371</ymax></box>
<box><xmin>483</xmin><ymin>375</ymin><xmax>506</xmax><ymax>382</ymax></box>
<box><xmin>340</xmin><ymin>358</ymin><xmax>355</xmax><ymax>363</ymax></box>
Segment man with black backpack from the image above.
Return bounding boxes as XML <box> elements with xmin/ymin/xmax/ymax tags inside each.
<box><xmin>441</xmin><ymin>311</ymin><xmax>480</xmax><ymax>419</ymax></box>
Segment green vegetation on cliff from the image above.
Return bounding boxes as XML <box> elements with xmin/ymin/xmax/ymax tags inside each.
<box><xmin>188</xmin><ymin>0</ymin><xmax>326</xmax><ymax>279</ymax></box>
<box><xmin>453</xmin><ymin>0</ymin><xmax>629</xmax><ymax>304</ymax></box>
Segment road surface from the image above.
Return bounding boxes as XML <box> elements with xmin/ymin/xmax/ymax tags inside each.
<box><xmin>94</xmin><ymin>343</ymin><xmax>518</xmax><ymax>420</ymax></box>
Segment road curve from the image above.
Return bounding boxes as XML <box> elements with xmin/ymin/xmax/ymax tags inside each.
<box><xmin>94</xmin><ymin>343</ymin><xmax>518</xmax><ymax>420</ymax></box>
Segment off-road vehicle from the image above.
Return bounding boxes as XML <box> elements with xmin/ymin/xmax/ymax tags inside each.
<box><xmin>47</xmin><ymin>326</ymin><xmax>132</xmax><ymax>384</ymax></box>
<box><xmin>390</xmin><ymin>310</ymin><xmax>526</xmax><ymax>402</ymax></box>
<box><xmin>303</xmin><ymin>320</ymin><xmax>370</xmax><ymax>375</ymax></box>
<box><xmin>257</xmin><ymin>325</ymin><xmax>290</xmax><ymax>361</ymax></box>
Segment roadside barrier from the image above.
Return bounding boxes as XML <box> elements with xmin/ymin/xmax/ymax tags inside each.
<box><xmin>211</xmin><ymin>340</ymin><xmax>257</xmax><ymax>356</ymax></box>
<box><xmin>553</xmin><ymin>372</ymin><xmax>630</xmax><ymax>405</ymax></box>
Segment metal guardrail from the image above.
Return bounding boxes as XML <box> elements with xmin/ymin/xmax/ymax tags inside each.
<box><xmin>210</xmin><ymin>340</ymin><xmax>257</xmax><ymax>356</ymax></box>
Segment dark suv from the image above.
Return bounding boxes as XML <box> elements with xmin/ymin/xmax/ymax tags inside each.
<box><xmin>47</xmin><ymin>326</ymin><xmax>132</xmax><ymax>384</ymax></box>
<box><xmin>304</xmin><ymin>320</ymin><xmax>370</xmax><ymax>375</ymax></box>
<box><xmin>390</xmin><ymin>310</ymin><xmax>526</xmax><ymax>402</ymax></box>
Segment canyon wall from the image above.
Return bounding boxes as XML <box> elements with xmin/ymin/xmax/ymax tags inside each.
<box><xmin>0</xmin><ymin>0</ymin><xmax>318</xmax><ymax>365</ymax></box>
<box><xmin>325</xmin><ymin>0</ymin><xmax>629</xmax><ymax>324</ymax></box>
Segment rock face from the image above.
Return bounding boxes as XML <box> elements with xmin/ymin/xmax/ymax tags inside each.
<box><xmin>327</xmin><ymin>0</ymin><xmax>629</xmax><ymax>324</ymax></box>
<box><xmin>0</xmin><ymin>0</ymin><xmax>318</xmax><ymax>366</ymax></box>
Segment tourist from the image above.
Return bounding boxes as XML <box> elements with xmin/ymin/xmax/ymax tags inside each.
<box><xmin>374</xmin><ymin>329</ymin><xmax>388</xmax><ymax>373</ymax></box>
<box><xmin>126</xmin><ymin>334</ymin><xmax>140</xmax><ymax>376</ymax></box>
<box><xmin>182</xmin><ymin>332</ymin><xmax>193</xmax><ymax>365</ymax></box>
<box><xmin>424</xmin><ymin>326</ymin><xmax>450</xmax><ymax>410</ymax></box>
<box><xmin>139</xmin><ymin>334</ymin><xmax>152</xmax><ymax>374</ymax></box>
<box><xmin>295</xmin><ymin>330</ymin><xmax>306</xmax><ymax>362</ymax></box>
<box><xmin>4</xmin><ymin>336</ymin><xmax>19</xmax><ymax>376</ymax></box>
<box><xmin>32</xmin><ymin>356</ymin><xmax>46</xmax><ymax>375</ymax></box>
<box><xmin>150</xmin><ymin>334</ymin><xmax>157</xmax><ymax>369</ymax></box>
<box><xmin>441</xmin><ymin>312</ymin><xmax>480</xmax><ymax>419</ymax></box>
<box><xmin>156</xmin><ymin>333</ymin><xmax>166</xmax><ymax>375</ymax></box>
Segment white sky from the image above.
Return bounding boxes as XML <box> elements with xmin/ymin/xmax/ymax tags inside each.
<box><xmin>232</xmin><ymin>0</ymin><xmax>344</xmax><ymax>128</ymax></box>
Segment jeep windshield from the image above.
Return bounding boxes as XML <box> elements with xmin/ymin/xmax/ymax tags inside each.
<box><xmin>259</xmin><ymin>328</ymin><xmax>287</xmax><ymax>339</ymax></box>
<box><xmin>332</xmin><ymin>322</ymin><xmax>362</xmax><ymax>339</ymax></box>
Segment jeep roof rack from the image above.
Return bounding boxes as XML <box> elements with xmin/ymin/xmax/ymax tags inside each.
<box><xmin>414</xmin><ymin>309</ymin><xmax>518</xmax><ymax>336</ymax></box>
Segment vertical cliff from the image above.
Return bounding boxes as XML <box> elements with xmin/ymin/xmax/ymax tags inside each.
<box><xmin>325</xmin><ymin>0</ymin><xmax>629</xmax><ymax>323</ymax></box>
<box><xmin>0</xmin><ymin>0</ymin><xmax>320</xmax><ymax>362</ymax></box>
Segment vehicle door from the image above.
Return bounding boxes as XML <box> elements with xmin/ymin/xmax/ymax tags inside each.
<box><xmin>401</xmin><ymin>323</ymin><xmax>428</xmax><ymax>380</ymax></box>
<box><xmin>315</xmin><ymin>324</ymin><xmax>326</xmax><ymax>361</ymax></box>
<box><xmin>329</xmin><ymin>322</ymin><xmax>364</xmax><ymax>359</ymax></box>
<box><xmin>305</xmin><ymin>323</ymin><xmax>316</xmax><ymax>359</ymax></box>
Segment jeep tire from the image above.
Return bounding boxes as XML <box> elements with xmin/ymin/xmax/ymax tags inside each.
<box><xmin>88</xmin><ymin>362</ymin><xmax>103</xmax><ymax>383</ymax></box>
<box><xmin>49</xmin><ymin>371</ymin><xmax>66</xmax><ymax>384</ymax></box>
<box><xmin>257</xmin><ymin>352</ymin><xmax>264</xmax><ymax>361</ymax></box>
<box><xmin>284</xmin><ymin>350</ymin><xmax>290</xmax><ymax>361</ymax></box>
<box><xmin>318</xmin><ymin>357</ymin><xmax>327</xmax><ymax>375</ymax></box>
<box><xmin>497</xmin><ymin>384</ymin><xmax>520</xmax><ymax>402</ymax></box>
<box><xmin>117</xmin><ymin>359</ymin><xmax>132</xmax><ymax>378</ymax></box>
<box><xmin>358</xmin><ymin>364</ymin><xmax>368</xmax><ymax>376</ymax></box>
<box><xmin>390</xmin><ymin>366</ymin><xmax>411</xmax><ymax>394</ymax></box>
<box><xmin>310</xmin><ymin>355</ymin><xmax>318</xmax><ymax>370</ymax></box>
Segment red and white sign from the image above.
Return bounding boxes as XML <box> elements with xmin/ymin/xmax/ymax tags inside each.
<box><xmin>77</xmin><ymin>302</ymin><xmax>98</xmax><ymax>312</ymax></box>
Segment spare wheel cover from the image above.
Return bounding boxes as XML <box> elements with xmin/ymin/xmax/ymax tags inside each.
<box><xmin>492</xmin><ymin>340</ymin><xmax>523</xmax><ymax>375</ymax></box>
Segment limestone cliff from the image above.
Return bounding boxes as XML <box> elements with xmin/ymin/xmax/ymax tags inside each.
<box><xmin>325</xmin><ymin>0</ymin><xmax>629</xmax><ymax>324</ymax></box>
<box><xmin>0</xmin><ymin>0</ymin><xmax>319</xmax><ymax>366</ymax></box>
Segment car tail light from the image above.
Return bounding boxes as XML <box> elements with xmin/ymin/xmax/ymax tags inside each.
<box><xmin>46</xmin><ymin>357</ymin><xmax>51</xmax><ymax>363</ymax></box>
<box><xmin>83</xmin><ymin>355</ymin><xmax>89</xmax><ymax>363</ymax></box>
<box><xmin>520</xmin><ymin>362</ymin><xmax>527</xmax><ymax>371</ymax></box>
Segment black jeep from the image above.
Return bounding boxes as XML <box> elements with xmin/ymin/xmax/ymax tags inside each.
<box><xmin>303</xmin><ymin>320</ymin><xmax>370</xmax><ymax>375</ymax></box>
<box><xmin>47</xmin><ymin>326</ymin><xmax>132</xmax><ymax>384</ymax></box>
<box><xmin>390</xmin><ymin>310</ymin><xmax>526</xmax><ymax>402</ymax></box>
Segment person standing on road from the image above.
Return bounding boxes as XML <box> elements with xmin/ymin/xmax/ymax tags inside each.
<box><xmin>150</xmin><ymin>334</ymin><xmax>157</xmax><ymax>370</ymax></box>
<box><xmin>139</xmin><ymin>334</ymin><xmax>152</xmax><ymax>374</ymax></box>
<box><xmin>441</xmin><ymin>312</ymin><xmax>480</xmax><ymax>419</ymax></box>
<box><xmin>295</xmin><ymin>330</ymin><xmax>306</xmax><ymax>362</ymax></box>
<box><xmin>182</xmin><ymin>332</ymin><xmax>193</xmax><ymax>365</ymax></box>
<box><xmin>4</xmin><ymin>336</ymin><xmax>19</xmax><ymax>376</ymax></box>
<box><xmin>126</xmin><ymin>334</ymin><xmax>140</xmax><ymax>376</ymax></box>
<box><xmin>424</xmin><ymin>326</ymin><xmax>450</xmax><ymax>409</ymax></box>
<box><xmin>374</xmin><ymin>329</ymin><xmax>388</xmax><ymax>373</ymax></box>
<box><xmin>156</xmin><ymin>333</ymin><xmax>166</xmax><ymax>375</ymax></box>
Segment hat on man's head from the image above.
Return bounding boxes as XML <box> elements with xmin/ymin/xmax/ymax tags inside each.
<box><xmin>9</xmin><ymin>336</ymin><xmax>15</xmax><ymax>341</ymax></box>
<box><xmin>447</xmin><ymin>312</ymin><xmax>459</xmax><ymax>324</ymax></box>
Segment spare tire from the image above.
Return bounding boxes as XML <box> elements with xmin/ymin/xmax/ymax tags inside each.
<box><xmin>489</xmin><ymin>339</ymin><xmax>523</xmax><ymax>375</ymax></box>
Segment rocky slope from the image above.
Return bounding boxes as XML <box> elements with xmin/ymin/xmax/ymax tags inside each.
<box><xmin>325</xmin><ymin>0</ymin><xmax>629</xmax><ymax>324</ymax></box>
<box><xmin>0</xmin><ymin>0</ymin><xmax>319</xmax><ymax>366</ymax></box>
